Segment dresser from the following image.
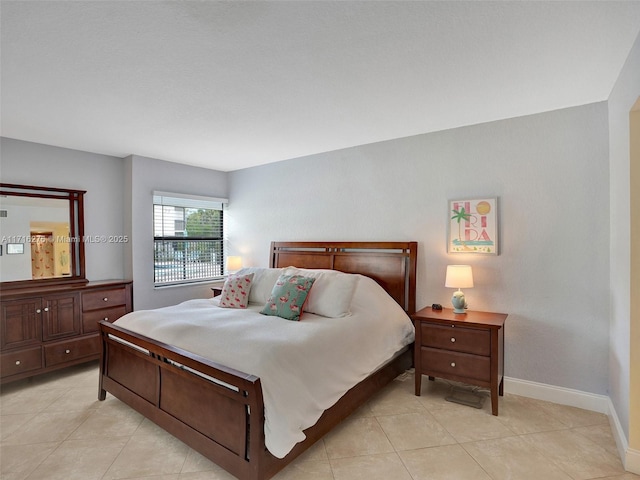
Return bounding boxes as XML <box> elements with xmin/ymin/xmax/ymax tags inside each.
<box><xmin>0</xmin><ymin>280</ymin><xmax>132</xmax><ymax>383</ymax></box>
<box><xmin>412</xmin><ymin>306</ymin><xmax>507</xmax><ymax>415</ymax></box>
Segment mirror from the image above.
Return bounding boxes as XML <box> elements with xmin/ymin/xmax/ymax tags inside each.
<box><xmin>0</xmin><ymin>183</ymin><xmax>86</xmax><ymax>288</ymax></box>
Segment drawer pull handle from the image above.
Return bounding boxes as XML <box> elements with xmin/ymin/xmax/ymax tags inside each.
<box><xmin>450</xmin><ymin>337</ymin><xmax>456</xmax><ymax>343</ymax></box>
<box><xmin>65</xmin><ymin>349</ymin><xmax>71</xmax><ymax>354</ymax></box>
<box><xmin>36</xmin><ymin>309</ymin><xmax>41</xmax><ymax>314</ymax></box>
<box><xmin>450</xmin><ymin>362</ymin><xmax>456</xmax><ymax>367</ymax></box>
<box><xmin>43</xmin><ymin>307</ymin><xmax>49</xmax><ymax>312</ymax></box>
<box><xmin>15</xmin><ymin>360</ymin><xmax>21</xmax><ymax>366</ymax></box>
<box><xmin>103</xmin><ymin>297</ymin><xmax>108</xmax><ymax>302</ymax></box>
<box><xmin>103</xmin><ymin>317</ymin><xmax>109</xmax><ymax>321</ymax></box>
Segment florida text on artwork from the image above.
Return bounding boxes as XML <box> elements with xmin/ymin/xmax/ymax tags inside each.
<box><xmin>450</xmin><ymin>199</ymin><xmax>496</xmax><ymax>253</ymax></box>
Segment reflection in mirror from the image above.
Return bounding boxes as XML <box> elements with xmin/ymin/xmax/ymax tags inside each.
<box><xmin>0</xmin><ymin>183</ymin><xmax>86</xmax><ymax>287</ymax></box>
<box><xmin>29</xmin><ymin>202</ymin><xmax>72</xmax><ymax>279</ymax></box>
<box><xmin>0</xmin><ymin>196</ymin><xmax>70</xmax><ymax>281</ymax></box>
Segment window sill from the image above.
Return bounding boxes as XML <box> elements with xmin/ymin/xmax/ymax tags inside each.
<box><xmin>154</xmin><ymin>277</ymin><xmax>226</xmax><ymax>289</ymax></box>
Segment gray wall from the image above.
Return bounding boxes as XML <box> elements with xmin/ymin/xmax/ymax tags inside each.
<box><xmin>0</xmin><ymin>97</ymin><xmax>621</xmax><ymax>401</ymax></box>
<box><xmin>228</xmin><ymin>103</ymin><xmax>611</xmax><ymax>395</ymax></box>
<box><xmin>0</xmin><ymin>138</ymin><xmax>126</xmax><ymax>281</ymax></box>
<box><xmin>0</xmin><ymin>139</ymin><xmax>229</xmax><ymax>311</ymax></box>
<box><xmin>608</xmin><ymin>31</ymin><xmax>640</xmax><ymax>442</ymax></box>
<box><xmin>125</xmin><ymin>155</ymin><xmax>228</xmax><ymax>310</ymax></box>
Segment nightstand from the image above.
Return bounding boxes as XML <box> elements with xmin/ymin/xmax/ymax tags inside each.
<box><xmin>412</xmin><ymin>306</ymin><xmax>507</xmax><ymax>415</ymax></box>
<box><xmin>210</xmin><ymin>280</ymin><xmax>226</xmax><ymax>297</ymax></box>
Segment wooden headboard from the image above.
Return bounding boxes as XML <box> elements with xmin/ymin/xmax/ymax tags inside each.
<box><xmin>270</xmin><ymin>241</ymin><xmax>417</xmax><ymax>315</ymax></box>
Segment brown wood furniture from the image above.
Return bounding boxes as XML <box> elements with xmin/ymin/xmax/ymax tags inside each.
<box><xmin>98</xmin><ymin>241</ymin><xmax>417</xmax><ymax>480</ymax></box>
<box><xmin>0</xmin><ymin>280</ymin><xmax>132</xmax><ymax>383</ymax></box>
<box><xmin>413</xmin><ymin>306</ymin><xmax>507</xmax><ymax>415</ymax></box>
<box><xmin>0</xmin><ymin>183</ymin><xmax>87</xmax><ymax>289</ymax></box>
<box><xmin>210</xmin><ymin>280</ymin><xmax>226</xmax><ymax>297</ymax></box>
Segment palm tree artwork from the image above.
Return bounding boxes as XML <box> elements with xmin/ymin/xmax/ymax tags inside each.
<box><xmin>449</xmin><ymin>199</ymin><xmax>496</xmax><ymax>254</ymax></box>
<box><xmin>451</xmin><ymin>207</ymin><xmax>472</xmax><ymax>251</ymax></box>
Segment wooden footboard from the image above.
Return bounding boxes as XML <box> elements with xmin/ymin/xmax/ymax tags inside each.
<box><xmin>99</xmin><ymin>319</ymin><xmax>413</xmax><ymax>480</ymax></box>
<box><xmin>99</xmin><ymin>320</ymin><xmax>267</xmax><ymax>480</ymax></box>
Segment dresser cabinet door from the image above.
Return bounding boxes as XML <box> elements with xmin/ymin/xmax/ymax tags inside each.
<box><xmin>0</xmin><ymin>297</ymin><xmax>42</xmax><ymax>350</ymax></box>
<box><xmin>41</xmin><ymin>293</ymin><xmax>81</xmax><ymax>341</ymax></box>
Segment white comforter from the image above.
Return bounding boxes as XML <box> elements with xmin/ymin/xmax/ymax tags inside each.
<box><xmin>114</xmin><ymin>274</ymin><xmax>414</xmax><ymax>458</ymax></box>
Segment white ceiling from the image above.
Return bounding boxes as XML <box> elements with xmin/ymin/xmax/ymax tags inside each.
<box><xmin>2</xmin><ymin>1</ymin><xmax>640</xmax><ymax>172</ymax></box>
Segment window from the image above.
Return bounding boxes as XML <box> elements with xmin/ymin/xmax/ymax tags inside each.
<box><xmin>153</xmin><ymin>192</ymin><xmax>227</xmax><ymax>286</ymax></box>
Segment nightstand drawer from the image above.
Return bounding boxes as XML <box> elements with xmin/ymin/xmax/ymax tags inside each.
<box><xmin>420</xmin><ymin>346</ymin><xmax>490</xmax><ymax>383</ymax></box>
<box><xmin>82</xmin><ymin>288</ymin><xmax>127</xmax><ymax>311</ymax></box>
<box><xmin>421</xmin><ymin>323</ymin><xmax>490</xmax><ymax>356</ymax></box>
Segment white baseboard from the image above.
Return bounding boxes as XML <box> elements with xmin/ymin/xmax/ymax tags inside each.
<box><xmin>504</xmin><ymin>376</ymin><xmax>609</xmax><ymax>413</ymax></box>
<box><xmin>607</xmin><ymin>397</ymin><xmax>631</xmax><ymax>470</ymax></box>
<box><xmin>626</xmin><ymin>448</ymin><xmax>640</xmax><ymax>474</ymax></box>
<box><xmin>504</xmin><ymin>377</ymin><xmax>639</xmax><ymax>474</ymax></box>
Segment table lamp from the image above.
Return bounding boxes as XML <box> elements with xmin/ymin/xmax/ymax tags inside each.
<box><xmin>445</xmin><ymin>265</ymin><xmax>474</xmax><ymax>313</ymax></box>
<box><xmin>226</xmin><ymin>256</ymin><xmax>242</xmax><ymax>274</ymax></box>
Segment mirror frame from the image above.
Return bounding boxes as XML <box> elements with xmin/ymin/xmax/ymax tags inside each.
<box><xmin>0</xmin><ymin>183</ymin><xmax>87</xmax><ymax>289</ymax></box>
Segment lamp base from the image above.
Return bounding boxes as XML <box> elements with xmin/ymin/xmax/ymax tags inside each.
<box><xmin>451</xmin><ymin>290</ymin><xmax>467</xmax><ymax>314</ymax></box>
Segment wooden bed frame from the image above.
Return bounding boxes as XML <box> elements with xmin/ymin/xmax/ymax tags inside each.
<box><xmin>98</xmin><ymin>241</ymin><xmax>417</xmax><ymax>480</ymax></box>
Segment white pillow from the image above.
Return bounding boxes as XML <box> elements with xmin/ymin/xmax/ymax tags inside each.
<box><xmin>235</xmin><ymin>267</ymin><xmax>284</xmax><ymax>305</ymax></box>
<box><xmin>283</xmin><ymin>267</ymin><xmax>359</xmax><ymax>318</ymax></box>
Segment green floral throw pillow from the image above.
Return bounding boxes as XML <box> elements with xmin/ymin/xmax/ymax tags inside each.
<box><xmin>260</xmin><ymin>274</ymin><xmax>316</xmax><ymax>321</ymax></box>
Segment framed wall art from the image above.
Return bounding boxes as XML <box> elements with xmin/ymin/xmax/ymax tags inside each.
<box><xmin>448</xmin><ymin>198</ymin><xmax>498</xmax><ymax>254</ymax></box>
<box><xmin>6</xmin><ymin>243</ymin><xmax>24</xmax><ymax>255</ymax></box>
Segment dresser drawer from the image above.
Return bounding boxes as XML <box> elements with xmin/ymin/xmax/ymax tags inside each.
<box><xmin>82</xmin><ymin>288</ymin><xmax>127</xmax><ymax>311</ymax></box>
<box><xmin>421</xmin><ymin>323</ymin><xmax>490</xmax><ymax>356</ymax></box>
<box><xmin>44</xmin><ymin>336</ymin><xmax>100</xmax><ymax>367</ymax></box>
<box><xmin>420</xmin><ymin>346</ymin><xmax>490</xmax><ymax>383</ymax></box>
<box><xmin>1</xmin><ymin>347</ymin><xmax>42</xmax><ymax>377</ymax></box>
<box><xmin>82</xmin><ymin>306</ymin><xmax>128</xmax><ymax>333</ymax></box>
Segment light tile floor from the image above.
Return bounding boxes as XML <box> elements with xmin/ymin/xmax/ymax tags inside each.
<box><xmin>1</xmin><ymin>362</ymin><xmax>638</xmax><ymax>480</ymax></box>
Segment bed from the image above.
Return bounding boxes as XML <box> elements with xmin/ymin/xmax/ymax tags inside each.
<box><xmin>98</xmin><ymin>241</ymin><xmax>417</xmax><ymax>480</ymax></box>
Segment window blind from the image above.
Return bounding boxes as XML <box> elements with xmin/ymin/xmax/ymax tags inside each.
<box><xmin>153</xmin><ymin>192</ymin><xmax>228</xmax><ymax>286</ymax></box>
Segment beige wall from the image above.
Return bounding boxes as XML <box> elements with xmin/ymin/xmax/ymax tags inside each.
<box><xmin>630</xmin><ymin>101</ymin><xmax>640</xmax><ymax>452</ymax></box>
<box><xmin>607</xmin><ymin>32</ymin><xmax>639</xmax><ymax>469</ymax></box>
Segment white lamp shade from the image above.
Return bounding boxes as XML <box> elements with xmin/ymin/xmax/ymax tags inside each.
<box><xmin>445</xmin><ymin>265</ymin><xmax>474</xmax><ymax>288</ymax></box>
<box><xmin>226</xmin><ymin>256</ymin><xmax>243</xmax><ymax>272</ymax></box>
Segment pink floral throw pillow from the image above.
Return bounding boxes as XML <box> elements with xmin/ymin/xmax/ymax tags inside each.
<box><xmin>218</xmin><ymin>273</ymin><xmax>254</xmax><ymax>308</ymax></box>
